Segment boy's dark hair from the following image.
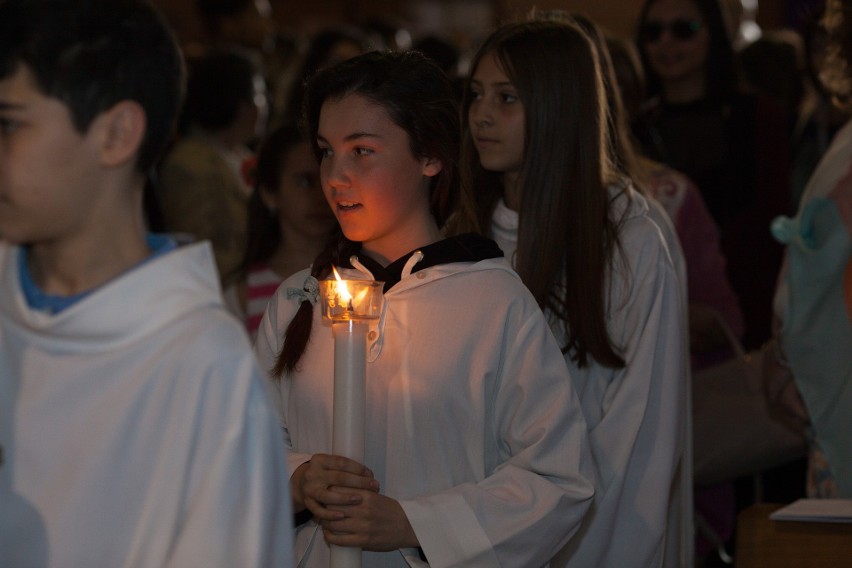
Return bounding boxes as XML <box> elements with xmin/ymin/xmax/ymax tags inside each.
<box><xmin>0</xmin><ymin>0</ymin><xmax>185</xmax><ymax>174</ymax></box>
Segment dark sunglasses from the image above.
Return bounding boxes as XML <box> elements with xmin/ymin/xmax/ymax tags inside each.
<box><xmin>639</xmin><ymin>19</ymin><xmax>702</xmax><ymax>43</ymax></box>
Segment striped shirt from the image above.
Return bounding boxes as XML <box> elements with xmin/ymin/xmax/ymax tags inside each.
<box><xmin>245</xmin><ymin>263</ymin><xmax>284</xmax><ymax>339</ymax></box>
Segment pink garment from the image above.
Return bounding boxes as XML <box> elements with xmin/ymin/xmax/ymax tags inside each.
<box><xmin>646</xmin><ymin>163</ymin><xmax>745</xmax><ymax>367</ymax></box>
<box><xmin>647</xmin><ymin>163</ymin><xmax>747</xmax><ymax>558</ymax></box>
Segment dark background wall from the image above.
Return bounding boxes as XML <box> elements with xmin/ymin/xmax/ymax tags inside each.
<box><xmin>152</xmin><ymin>0</ymin><xmax>806</xmax><ymax>54</ymax></box>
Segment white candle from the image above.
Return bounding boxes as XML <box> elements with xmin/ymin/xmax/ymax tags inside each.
<box><xmin>320</xmin><ymin>275</ymin><xmax>382</xmax><ymax>568</ymax></box>
<box><xmin>330</xmin><ymin>319</ymin><xmax>368</xmax><ymax>568</ymax></box>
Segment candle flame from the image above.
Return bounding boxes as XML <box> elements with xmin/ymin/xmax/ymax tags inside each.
<box><xmin>332</xmin><ymin>266</ymin><xmax>352</xmax><ymax>303</ymax></box>
<box><xmin>331</xmin><ymin>266</ymin><xmax>370</xmax><ymax>312</ymax></box>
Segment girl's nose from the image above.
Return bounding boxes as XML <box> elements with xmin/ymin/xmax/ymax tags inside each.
<box><xmin>322</xmin><ymin>156</ymin><xmax>349</xmax><ymax>190</ymax></box>
<box><xmin>469</xmin><ymin>100</ymin><xmax>494</xmax><ymax>128</ymax></box>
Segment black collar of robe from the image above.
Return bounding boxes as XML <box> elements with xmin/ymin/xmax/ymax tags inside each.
<box><xmin>342</xmin><ymin>233</ymin><xmax>503</xmax><ymax>293</ymax></box>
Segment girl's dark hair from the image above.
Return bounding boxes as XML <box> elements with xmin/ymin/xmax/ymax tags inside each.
<box><xmin>272</xmin><ymin>50</ymin><xmax>467</xmax><ymax>377</ymax></box>
<box><xmin>456</xmin><ymin>20</ymin><xmax>625</xmax><ymax>369</ymax></box>
<box><xmin>636</xmin><ymin>0</ymin><xmax>740</xmax><ymax>102</ymax></box>
<box><xmin>545</xmin><ymin>11</ymin><xmax>646</xmax><ymax>191</ymax></box>
<box><xmin>280</xmin><ymin>26</ymin><xmax>371</xmax><ymax>123</ymax></box>
<box><xmin>225</xmin><ymin>122</ymin><xmax>310</xmax><ymax>286</ymax></box>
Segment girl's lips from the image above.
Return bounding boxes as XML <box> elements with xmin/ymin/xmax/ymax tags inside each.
<box><xmin>336</xmin><ymin>202</ymin><xmax>362</xmax><ymax>212</ymax></box>
<box><xmin>475</xmin><ymin>137</ymin><xmax>500</xmax><ymax>148</ymax></box>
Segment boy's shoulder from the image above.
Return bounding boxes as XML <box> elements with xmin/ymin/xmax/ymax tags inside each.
<box><xmin>1</xmin><ymin>241</ymin><xmax>246</xmax><ymax>352</ymax></box>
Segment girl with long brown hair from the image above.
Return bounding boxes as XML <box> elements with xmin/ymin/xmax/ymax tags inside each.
<box><xmin>455</xmin><ymin>19</ymin><xmax>687</xmax><ymax>567</ymax></box>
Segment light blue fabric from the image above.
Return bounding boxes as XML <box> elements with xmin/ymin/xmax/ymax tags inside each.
<box><xmin>286</xmin><ymin>275</ymin><xmax>319</xmax><ymax>306</ymax></box>
<box><xmin>20</xmin><ymin>234</ymin><xmax>177</xmax><ymax>314</ymax></box>
<box><xmin>772</xmin><ymin>197</ymin><xmax>852</xmax><ymax>496</ymax></box>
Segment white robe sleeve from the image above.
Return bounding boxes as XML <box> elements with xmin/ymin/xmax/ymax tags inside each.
<box><xmin>164</xmin><ymin>354</ymin><xmax>295</xmax><ymax>568</ymax></box>
<box><xmin>555</xmin><ymin>214</ymin><xmax>687</xmax><ymax>567</ymax></box>
<box><xmin>399</xmin><ymin>307</ymin><xmax>596</xmax><ymax>568</ymax></box>
<box><xmin>255</xmin><ymin>276</ymin><xmax>314</xmax><ymax>476</ymax></box>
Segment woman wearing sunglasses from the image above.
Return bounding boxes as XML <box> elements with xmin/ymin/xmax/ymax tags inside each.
<box><xmin>634</xmin><ymin>0</ymin><xmax>790</xmax><ymax>360</ymax></box>
<box><xmin>633</xmin><ymin>0</ymin><xmax>794</xmax><ymax>563</ymax></box>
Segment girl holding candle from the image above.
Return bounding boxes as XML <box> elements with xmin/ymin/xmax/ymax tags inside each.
<box><xmin>454</xmin><ymin>19</ymin><xmax>687</xmax><ymax>566</ymax></box>
<box><xmin>255</xmin><ymin>50</ymin><xmax>596</xmax><ymax>567</ymax></box>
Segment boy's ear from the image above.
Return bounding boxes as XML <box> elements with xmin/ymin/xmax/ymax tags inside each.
<box><xmin>422</xmin><ymin>156</ymin><xmax>443</xmax><ymax>178</ymax></box>
<box><xmin>97</xmin><ymin>101</ymin><xmax>146</xmax><ymax>167</ymax></box>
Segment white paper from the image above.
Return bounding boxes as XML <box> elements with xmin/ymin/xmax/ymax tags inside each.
<box><xmin>769</xmin><ymin>499</ymin><xmax>852</xmax><ymax>523</ymax></box>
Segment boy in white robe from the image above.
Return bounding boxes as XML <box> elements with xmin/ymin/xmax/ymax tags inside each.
<box><xmin>0</xmin><ymin>1</ymin><xmax>293</xmax><ymax>566</ymax></box>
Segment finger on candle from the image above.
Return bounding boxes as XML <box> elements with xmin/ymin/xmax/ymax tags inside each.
<box><xmin>313</xmin><ymin>485</ymin><xmax>365</xmax><ymax>508</ymax></box>
<box><xmin>303</xmin><ymin>495</ymin><xmax>345</xmax><ymax>521</ymax></box>
<box><xmin>311</xmin><ymin>453</ymin><xmax>374</xmax><ymax>478</ymax></box>
<box><xmin>327</xmin><ymin>471</ymin><xmax>376</xmax><ymax>491</ymax></box>
<box><xmin>328</xmin><ymin>485</ymin><xmax>367</xmax><ymax>503</ymax></box>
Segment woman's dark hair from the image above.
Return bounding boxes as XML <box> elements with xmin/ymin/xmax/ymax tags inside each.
<box><xmin>455</xmin><ymin>20</ymin><xmax>625</xmax><ymax>369</ymax></box>
<box><xmin>273</xmin><ymin>50</ymin><xmax>465</xmax><ymax>376</ymax></box>
<box><xmin>636</xmin><ymin>0</ymin><xmax>739</xmax><ymax>101</ymax></box>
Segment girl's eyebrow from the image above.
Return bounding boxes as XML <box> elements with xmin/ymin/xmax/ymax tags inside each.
<box><xmin>469</xmin><ymin>78</ymin><xmax>515</xmax><ymax>88</ymax></box>
<box><xmin>317</xmin><ymin>131</ymin><xmax>382</xmax><ymax>144</ymax></box>
<box><xmin>0</xmin><ymin>102</ymin><xmax>25</xmax><ymax>111</ymax></box>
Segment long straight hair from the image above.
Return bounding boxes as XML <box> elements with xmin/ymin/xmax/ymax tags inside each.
<box><xmin>455</xmin><ymin>20</ymin><xmax>625</xmax><ymax>369</ymax></box>
<box><xmin>272</xmin><ymin>50</ymin><xmax>469</xmax><ymax>377</ymax></box>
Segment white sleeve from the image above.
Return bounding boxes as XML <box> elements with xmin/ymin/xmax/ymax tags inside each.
<box><xmin>557</xmin><ymin>218</ymin><xmax>687</xmax><ymax>567</ymax></box>
<box><xmin>400</xmin><ymin>307</ymin><xmax>596</xmax><ymax>568</ymax></box>
<box><xmin>166</xmin><ymin>354</ymin><xmax>294</xmax><ymax>568</ymax></box>
<box><xmin>254</xmin><ymin>280</ymin><xmax>314</xmax><ymax>477</ymax></box>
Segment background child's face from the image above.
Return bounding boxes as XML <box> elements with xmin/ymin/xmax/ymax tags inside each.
<box><xmin>468</xmin><ymin>51</ymin><xmax>525</xmax><ymax>178</ymax></box>
<box><xmin>0</xmin><ymin>65</ymin><xmax>103</xmax><ymax>245</ymax></box>
<box><xmin>261</xmin><ymin>140</ymin><xmax>336</xmax><ymax>242</ymax></box>
<box><xmin>316</xmin><ymin>93</ymin><xmax>441</xmax><ymax>264</ymax></box>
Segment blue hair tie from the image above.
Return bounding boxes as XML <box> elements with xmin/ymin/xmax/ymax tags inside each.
<box><xmin>286</xmin><ymin>275</ymin><xmax>319</xmax><ymax>306</ymax></box>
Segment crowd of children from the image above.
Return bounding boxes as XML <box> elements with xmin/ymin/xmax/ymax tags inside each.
<box><xmin>2</xmin><ymin>0</ymin><xmax>849</xmax><ymax>566</ymax></box>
